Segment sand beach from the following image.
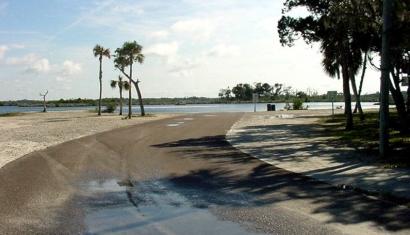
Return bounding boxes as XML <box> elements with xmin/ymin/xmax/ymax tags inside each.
<box><xmin>0</xmin><ymin>111</ymin><xmax>177</xmax><ymax>168</ymax></box>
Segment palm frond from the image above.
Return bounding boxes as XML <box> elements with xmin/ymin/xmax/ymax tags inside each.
<box><xmin>110</xmin><ymin>80</ymin><xmax>117</xmax><ymax>88</ymax></box>
<box><xmin>123</xmin><ymin>81</ymin><xmax>130</xmax><ymax>90</ymax></box>
<box><xmin>103</xmin><ymin>48</ymin><xmax>111</xmax><ymax>59</ymax></box>
<box><xmin>93</xmin><ymin>44</ymin><xmax>103</xmax><ymax>57</ymax></box>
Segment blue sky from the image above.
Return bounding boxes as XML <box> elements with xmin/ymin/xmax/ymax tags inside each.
<box><xmin>0</xmin><ymin>0</ymin><xmax>381</xmax><ymax>100</ymax></box>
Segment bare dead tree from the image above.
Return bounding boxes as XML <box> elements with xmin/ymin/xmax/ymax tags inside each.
<box><xmin>39</xmin><ymin>90</ymin><xmax>48</xmax><ymax>113</ymax></box>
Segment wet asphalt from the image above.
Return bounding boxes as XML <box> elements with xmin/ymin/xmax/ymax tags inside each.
<box><xmin>0</xmin><ymin>113</ymin><xmax>410</xmax><ymax>234</ymax></box>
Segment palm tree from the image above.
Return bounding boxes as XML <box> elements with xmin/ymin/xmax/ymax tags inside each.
<box><xmin>114</xmin><ymin>41</ymin><xmax>145</xmax><ymax>118</ymax></box>
<box><xmin>93</xmin><ymin>44</ymin><xmax>111</xmax><ymax>116</ymax></box>
<box><xmin>320</xmin><ymin>27</ymin><xmax>354</xmax><ymax>130</ymax></box>
<box><xmin>110</xmin><ymin>76</ymin><xmax>130</xmax><ymax>115</ymax></box>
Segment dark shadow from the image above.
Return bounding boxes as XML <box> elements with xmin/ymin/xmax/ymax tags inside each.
<box><xmin>151</xmin><ymin>134</ymin><xmax>410</xmax><ymax>232</ymax></box>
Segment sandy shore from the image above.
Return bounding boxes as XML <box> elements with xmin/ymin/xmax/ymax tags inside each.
<box><xmin>0</xmin><ymin>111</ymin><xmax>178</xmax><ymax>168</ymax></box>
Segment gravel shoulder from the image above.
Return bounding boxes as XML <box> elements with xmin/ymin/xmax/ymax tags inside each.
<box><xmin>0</xmin><ymin>111</ymin><xmax>178</xmax><ymax>168</ymax></box>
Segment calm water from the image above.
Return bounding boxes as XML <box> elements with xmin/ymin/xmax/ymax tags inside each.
<box><xmin>0</xmin><ymin>102</ymin><xmax>379</xmax><ymax>115</ymax></box>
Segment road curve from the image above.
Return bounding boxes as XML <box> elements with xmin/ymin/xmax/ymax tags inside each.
<box><xmin>0</xmin><ymin>113</ymin><xmax>409</xmax><ymax>234</ymax></box>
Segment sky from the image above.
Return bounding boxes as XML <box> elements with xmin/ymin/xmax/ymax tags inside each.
<box><xmin>0</xmin><ymin>0</ymin><xmax>382</xmax><ymax>100</ymax></box>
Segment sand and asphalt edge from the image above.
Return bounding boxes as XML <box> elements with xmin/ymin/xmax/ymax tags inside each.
<box><xmin>225</xmin><ymin>114</ymin><xmax>410</xmax><ymax>208</ymax></box>
<box><xmin>0</xmin><ymin>113</ymin><xmax>182</xmax><ymax>170</ymax></box>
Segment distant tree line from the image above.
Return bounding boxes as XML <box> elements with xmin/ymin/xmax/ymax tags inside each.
<box><xmin>218</xmin><ymin>82</ymin><xmax>389</xmax><ymax>103</ymax></box>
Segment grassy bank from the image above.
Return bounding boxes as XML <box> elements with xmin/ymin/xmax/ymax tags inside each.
<box><xmin>320</xmin><ymin>112</ymin><xmax>410</xmax><ymax>167</ymax></box>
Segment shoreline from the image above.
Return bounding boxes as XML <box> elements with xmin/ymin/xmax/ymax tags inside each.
<box><xmin>0</xmin><ymin>111</ymin><xmax>179</xmax><ymax>169</ymax></box>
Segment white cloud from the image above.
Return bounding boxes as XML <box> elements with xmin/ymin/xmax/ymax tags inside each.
<box><xmin>0</xmin><ymin>44</ymin><xmax>24</xmax><ymax>59</ymax></box>
<box><xmin>55</xmin><ymin>60</ymin><xmax>82</xmax><ymax>82</ymax></box>
<box><xmin>9</xmin><ymin>43</ymin><xmax>25</xmax><ymax>49</ymax></box>
<box><xmin>207</xmin><ymin>44</ymin><xmax>240</xmax><ymax>57</ymax></box>
<box><xmin>147</xmin><ymin>30</ymin><xmax>169</xmax><ymax>40</ymax></box>
<box><xmin>5</xmin><ymin>54</ymin><xmax>81</xmax><ymax>77</ymax></box>
<box><xmin>169</xmin><ymin>59</ymin><xmax>200</xmax><ymax>77</ymax></box>
<box><xmin>62</xmin><ymin>60</ymin><xmax>82</xmax><ymax>76</ymax></box>
<box><xmin>6</xmin><ymin>53</ymin><xmax>38</xmax><ymax>65</ymax></box>
<box><xmin>145</xmin><ymin>42</ymin><xmax>179</xmax><ymax>58</ymax></box>
<box><xmin>26</xmin><ymin>58</ymin><xmax>50</xmax><ymax>74</ymax></box>
<box><xmin>0</xmin><ymin>45</ymin><xmax>7</xmax><ymax>59</ymax></box>
<box><xmin>171</xmin><ymin>18</ymin><xmax>215</xmax><ymax>42</ymax></box>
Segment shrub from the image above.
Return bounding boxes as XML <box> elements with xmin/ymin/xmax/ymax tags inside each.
<box><xmin>292</xmin><ymin>98</ymin><xmax>304</xmax><ymax>110</ymax></box>
<box><xmin>104</xmin><ymin>102</ymin><xmax>118</xmax><ymax>113</ymax></box>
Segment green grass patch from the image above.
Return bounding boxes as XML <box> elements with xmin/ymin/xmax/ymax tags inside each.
<box><xmin>320</xmin><ymin>111</ymin><xmax>410</xmax><ymax>167</ymax></box>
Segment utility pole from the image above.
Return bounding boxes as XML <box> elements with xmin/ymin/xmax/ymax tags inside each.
<box><xmin>379</xmin><ymin>0</ymin><xmax>394</xmax><ymax>158</ymax></box>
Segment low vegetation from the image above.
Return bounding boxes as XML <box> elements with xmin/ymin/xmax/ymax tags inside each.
<box><xmin>292</xmin><ymin>98</ymin><xmax>304</xmax><ymax>110</ymax></box>
<box><xmin>103</xmin><ymin>102</ymin><xmax>118</xmax><ymax>113</ymax></box>
<box><xmin>320</xmin><ymin>112</ymin><xmax>410</xmax><ymax>167</ymax></box>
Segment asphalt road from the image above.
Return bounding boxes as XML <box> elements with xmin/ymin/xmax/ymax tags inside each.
<box><xmin>0</xmin><ymin>113</ymin><xmax>409</xmax><ymax>234</ymax></box>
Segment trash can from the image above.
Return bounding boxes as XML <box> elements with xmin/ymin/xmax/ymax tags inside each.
<box><xmin>267</xmin><ymin>104</ymin><xmax>276</xmax><ymax>111</ymax></box>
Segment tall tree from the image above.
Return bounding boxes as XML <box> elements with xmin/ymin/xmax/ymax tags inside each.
<box><xmin>93</xmin><ymin>45</ymin><xmax>111</xmax><ymax>116</ymax></box>
<box><xmin>379</xmin><ymin>0</ymin><xmax>395</xmax><ymax>157</ymax></box>
<box><xmin>278</xmin><ymin>0</ymin><xmax>374</xmax><ymax>129</ymax></box>
<box><xmin>110</xmin><ymin>76</ymin><xmax>130</xmax><ymax>115</ymax></box>
<box><xmin>366</xmin><ymin>1</ymin><xmax>409</xmax><ymax>132</ymax></box>
<box><xmin>114</xmin><ymin>41</ymin><xmax>145</xmax><ymax>118</ymax></box>
<box><xmin>232</xmin><ymin>83</ymin><xmax>254</xmax><ymax>101</ymax></box>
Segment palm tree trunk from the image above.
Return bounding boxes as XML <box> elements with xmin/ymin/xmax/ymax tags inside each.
<box><xmin>379</xmin><ymin>0</ymin><xmax>393</xmax><ymax>157</ymax></box>
<box><xmin>119</xmin><ymin>86</ymin><xmax>123</xmax><ymax>116</ymax></box>
<box><xmin>407</xmin><ymin>84</ymin><xmax>410</xmax><ymax>116</ymax></box>
<box><xmin>128</xmin><ymin>63</ymin><xmax>133</xmax><ymax>119</ymax></box>
<box><xmin>350</xmin><ymin>75</ymin><xmax>364</xmax><ymax>120</ymax></box>
<box><xmin>132</xmin><ymin>80</ymin><xmax>145</xmax><ymax>116</ymax></box>
<box><xmin>342</xmin><ymin>64</ymin><xmax>353</xmax><ymax>130</ymax></box>
<box><xmin>389</xmin><ymin>75</ymin><xmax>408</xmax><ymax>132</ymax></box>
<box><xmin>98</xmin><ymin>57</ymin><xmax>102</xmax><ymax>116</ymax></box>
<box><xmin>354</xmin><ymin>52</ymin><xmax>368</xmax><ymax>115</ymax></box>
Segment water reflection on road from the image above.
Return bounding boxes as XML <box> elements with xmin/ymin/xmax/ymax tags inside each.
<box><xmin>78</xmin><ymin>179</ymin><xmax>263</xmax><ymax>235</ymax></box>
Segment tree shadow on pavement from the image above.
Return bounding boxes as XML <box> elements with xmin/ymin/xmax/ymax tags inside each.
<box><xmin>152</xmin><ymin>134</ymin><xmax>410</xmax><ymax>232</ymax></box>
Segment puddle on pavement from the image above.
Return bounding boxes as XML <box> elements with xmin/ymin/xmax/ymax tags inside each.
<box><xmin>79</xmin><ymin>179</ymin><xmax>262</xmax><ymax>235</ymax></box>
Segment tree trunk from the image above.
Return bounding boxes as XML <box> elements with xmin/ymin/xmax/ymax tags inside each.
<box><xmin>98</xmin><ymin>56</ymin><xmax>102</xmax><ymax>116</ymax></box>
<box><xmin>342</xmin><ymin>64</ymin><xmax>353</xmax><ymax>130</ymax></box>
<box><xmin>354</xmin><ymin>51</ymin><xmax>368</xmax><ymax>116</ymax></box>
<box><xmin>350</xmin><ymin>74</ymin><xmax>364</xmax><ymax>120</ymax></box>
<box><xmin>132</xmin><ymin>80</ymin><xmax>145</xmax><ymax>116</ymax></box>
<box><xmin>43</xmin><ymin>96</ymin><xmax>47</xmax><ymax>113</ymax></box>
<box><xmin>379</xmin><ymin>0</ymin><xmax>393</xmax><ymax>158</ymax></box>
<box><xmin>119</xmin><ymin>86</ymin><xmax>123</xmax><ymax>116</ymax></box>
<box><xmin>389</xmin><ymin>78</ymin><xmax>408</xmax><ymax>131</ymax></box>
<box><xmin>407</xmin><ymin>84</ymin><xmax>410</xmax><ymax>115</ymax></box>
<box><xmin>128</xmin><ymin>62</ymin><xmax>133</xmax><ymax>119</ymax></box>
